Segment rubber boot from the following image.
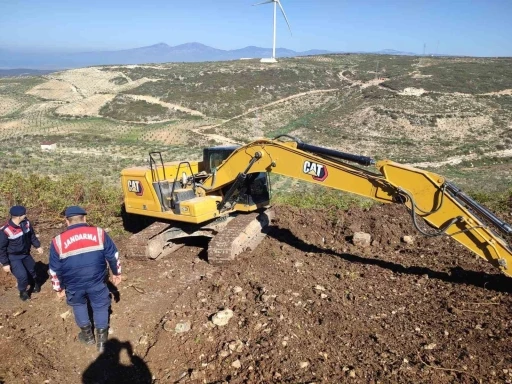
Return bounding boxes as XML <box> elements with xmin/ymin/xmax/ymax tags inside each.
<box><xmin>78</xmin><ymin>325</ymin><xmax>95</xmax><ymax>345</ymax></box>
<box><xmin>96</xmin><ymin>328</ymin><xmax>108</xmax><ymax>353</ymax></box>
<box><xmin>33</xmin><ymin>281</ymin><xmax>41</xmax><ymax>293</ymax></box>
<box><xmin>19</xmin><ymin>291</ymin><xmax>30</xmax><ymax>301</ymax></box>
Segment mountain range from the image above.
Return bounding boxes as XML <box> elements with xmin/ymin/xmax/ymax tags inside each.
<box><xmin>0</xmin><ymin>42</ymin><xmax>422</xmax><ymax>71</ymax></box>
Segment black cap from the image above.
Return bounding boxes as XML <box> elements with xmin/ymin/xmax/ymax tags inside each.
<box><xmin>64</xmin><ymin>206</ymin><xmax>87</xmax><ymax>218</ymax></box>
<box><xmin>9</xmin><ymin>205</ymin><xmax>26</xmax><ymax>216</ymax></box>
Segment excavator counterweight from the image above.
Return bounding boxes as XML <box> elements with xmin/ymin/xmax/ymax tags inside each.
<box><xmin>121</xmin><ymin>136</ymin><xmax>512</xmax><ymax>277</ymax></box>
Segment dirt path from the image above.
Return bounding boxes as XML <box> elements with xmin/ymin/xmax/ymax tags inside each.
<box><xmin>338</xmin><ymin>71</ymin><xmax>390</xmax><ymax>91</ymax></box>
<box><xmin>482</xmin><ymin>89</ymin><xmax>512</xmax><ymax>96</ymax></box>
<box><xmin>189</xmin><ymin>129</ymin><xmax>242</xmax><ymax>145</ymax></box>
<box><xmin>0</xmin><ymin>204</ymin><xmax>511</xmax><ymax>383</ymax></box>
<box><xmin>338</xmin><ymin>71</ymin><xmax>512</xmax><ymax>98</ymax></box>
<box><xmin>191</xmin><ymin>89</ymin><xmax>340</xmax><ymax>144</ymax></box>
<box><xmin>409</xmin><ymin>148</ymin><xmax>512</xmax><ymax>168</ymax></box>
<box><xmin>195</xmin><ymin>89</ymin><xmax>339</xmax><ymax>133</ymax></box>
<box><xmin>56</xmin><ymin>147</ymin><xmax>136</xmax><ymax>159</ymax></box>
<box><xmin>124</xmin><ymin>94</ymin><xmax>205</xmax><ymax>117</ymax></box>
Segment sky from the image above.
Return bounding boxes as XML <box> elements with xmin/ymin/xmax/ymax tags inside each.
<box><xmin>0</xmin><ymin>0</ymin><xmax>511</xmax><ymax>57</ymax></box>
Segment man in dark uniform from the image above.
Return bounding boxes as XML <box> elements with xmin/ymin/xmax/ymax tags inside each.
<box><xmin>49</xmin><ymin>206</ymin><xmax>122</xmax><ymax>352</ymax></box>
<box><xmin>0</xmin><ymin>205</ymin><xmax>43</xmax><ymax>301</ymax></box>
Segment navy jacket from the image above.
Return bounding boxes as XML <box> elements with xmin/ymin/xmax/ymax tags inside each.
<box><xmin>0</xmin><ymin>219</ymin><xmax>41</xmax><ymax>265</ymax></box>
<box><xmin>49</xmin><ymin>223</ymin><xmax>121</xmax><ymax>291</ymax></box>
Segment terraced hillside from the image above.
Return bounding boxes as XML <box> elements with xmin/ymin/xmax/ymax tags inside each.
<box><xmin>0</xmin><ymin>55</ymin><xmax>511</xmax><ymax>192</ymax></box>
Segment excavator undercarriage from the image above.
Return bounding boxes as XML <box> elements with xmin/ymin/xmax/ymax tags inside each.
<box><xmin>125</xmin><ymin>210</ymin><xmax>274</xmax><ymax>263</ymax></box>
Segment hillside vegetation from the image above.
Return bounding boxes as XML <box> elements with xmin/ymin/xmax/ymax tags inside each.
<box><xmin>0</xmin><ymin>55</ymin><xmax>511</xmax><ymax>222</ymax></box>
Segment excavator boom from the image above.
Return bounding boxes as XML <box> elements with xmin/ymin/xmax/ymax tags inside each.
<box><xmin>122</xmin><ymin>137</ymin><xmax>512</xmax><ymax>277</ymax></box>
<box><xmin>197</xmin><ymin>137</ymin><xmax>512</xmax><ymax>276</ymax></box>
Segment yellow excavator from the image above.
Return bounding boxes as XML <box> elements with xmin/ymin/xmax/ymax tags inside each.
<box><xmin>121</xmin><ymin>135</ymin><xmax>512</xmax><ymax>277</ymax></box>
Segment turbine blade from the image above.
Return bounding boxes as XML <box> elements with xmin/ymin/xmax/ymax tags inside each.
<box><xmin>252</xmin><ymin>0</ymin><xmax>274</xmax><ymax>6</ymax></box>
<box><xmin>276</xmin><ymin>0</ymin><xmax>292</xmax><ymax>35</ymax></box>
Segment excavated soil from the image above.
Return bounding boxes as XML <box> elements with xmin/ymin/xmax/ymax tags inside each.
<box><xmin>0</xmin><ymin>204</ymin><xmax>511</xmax><ymax>384</ymax></box>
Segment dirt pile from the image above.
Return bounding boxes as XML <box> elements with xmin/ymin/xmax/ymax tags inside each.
<box><xmin>0</xmin><ymin>204</ymin><xmax>511</xmax><ymax>383</ymax></box>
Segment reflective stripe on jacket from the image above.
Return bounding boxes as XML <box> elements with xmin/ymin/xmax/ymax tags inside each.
<box><xmin>0</xmin><ymin>219</ymin><xmax>40</xmax><ymax>265</ymax></box>
<box><xmin>49</xmin><ymin>223</ymin><xmax>120</xmax><ymax>291</ymax></box>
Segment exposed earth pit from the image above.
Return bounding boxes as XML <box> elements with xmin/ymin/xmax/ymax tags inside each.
<box><xmin>0</xmin><ymin>204</ymin><xmax>511</xmax><ymax>384</ymax></box>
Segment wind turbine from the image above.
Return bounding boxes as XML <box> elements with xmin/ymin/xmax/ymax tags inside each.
<box><xmin>253</xmin><ymin>0</ymin><xmax>292</xmax><ymax>63</ymax></box>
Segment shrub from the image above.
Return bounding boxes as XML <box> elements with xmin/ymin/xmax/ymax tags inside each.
<box><xmin>0</xmin><ymin>172</ymin><xmax>123</xmax><ymax>232</ymax></box>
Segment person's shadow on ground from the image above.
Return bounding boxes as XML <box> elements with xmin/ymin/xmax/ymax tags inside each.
<box><xmin>82</xmin><ymin>339</ymin><xmax>152</xmax><ymax>384</ymax></box>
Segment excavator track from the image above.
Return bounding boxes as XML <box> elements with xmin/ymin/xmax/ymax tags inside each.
<box><xmin>125</xmin><ymin>221</ymin><xmax>171</xmax><ymax>260</ymax></box>
<box><xmin>125</xmin><ymin>211</ymin><xmax>274</xmax><ymax>262</ymax></box>
<box><xmin>208</xmin><ymin>209</ymin><xmax>274</xmax><ymax>265</ymax></box>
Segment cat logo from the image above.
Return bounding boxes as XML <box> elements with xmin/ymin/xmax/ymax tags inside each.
<box><xmin>127</xmin><ymin>180</ymin><xmax>144</xmax><ymax>196</ymax></box>
<box><xmin>303</xmin><ymin>161</ymin><xmax>328</xmax><ymax>182</ymax></box>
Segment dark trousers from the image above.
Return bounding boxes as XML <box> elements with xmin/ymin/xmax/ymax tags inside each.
<box><xmin>10</xmin><ymin>254</ymin><xmax>37</xmax><ymax>292</ymax></box>
<box><xmin>65</xmin><ymin>283</ymin><xmax>111</xmax><ymax>329</ymax></box>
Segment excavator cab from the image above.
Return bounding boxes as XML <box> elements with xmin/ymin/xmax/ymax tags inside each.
<box><xmin>203</xmin><ymin>145</ymin><xmax>238</xmax><ymax>173</ymax></box>
<box><xmin>202</xmin><ymin>145</ymin><xmax>270</xmax><ymax>208</ymax></box>
<box><xmin>121</xmin><ymin>144</ymin><xmax>273</xmax><ymax>261</ymax></box>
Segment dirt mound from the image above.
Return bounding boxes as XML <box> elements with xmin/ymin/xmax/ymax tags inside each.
<box><xmin>0</xmin><ymin>204</ymin><xmax>511</xmax><ymax>383</ymax></box>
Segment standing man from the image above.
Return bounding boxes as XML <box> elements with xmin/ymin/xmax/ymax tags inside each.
<box><xmin>0</xmin><ymin>205</ymin><xmax>43</xmax><ymax>301</ymax></box>
<box><xmin>49</xmin><ymin>206</ymin><xmax>122</xmax><ymax>352</ymax></box>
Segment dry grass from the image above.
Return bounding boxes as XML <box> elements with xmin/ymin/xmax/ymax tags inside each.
<box><xmin>55</xmin><ymin>94</ymin><xmax>116</xmax><ymax>117</ymax></box>
<box><xmin>0</xmin><ymin>95</ymin><xmax>21</xmax><ymax>116</ymax></box>
<box><xmin>26</xmin><ymin>78</ymin><xmax>83</xmax><ymax>101</ymax></box>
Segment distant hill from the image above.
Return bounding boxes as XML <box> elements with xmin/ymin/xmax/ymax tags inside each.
<box><xmin>374</xmin><ymin>49</ymin><xmax>418</xmax><ymax>56</ymax></box>
<box><xmin>0</xmin><ymin>43</ymin><xmax>332</xmax><ymax>70</ymax></box>
<box><xmin>0</xmin><ymin>42</ymin><xmax>425</xmax><ymax>70</ymax></box>
<box><xmin>0</xmin><ymin>68</ymin><xmax>57</xmax><ymax>77</ymax></box>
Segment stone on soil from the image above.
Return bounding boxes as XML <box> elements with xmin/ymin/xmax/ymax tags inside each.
<box><xmin>175</xmin><ymin>321</ymin><xmax>191</xmax><ymax>333</ymax></box>
<box><xmin>352</xmin><ymin>232</ymin><xmax>371</xmax><ymax>247</ymax></box>
<box><xmin>402</xmin><ymin>235</ymin><xmax>414</xmax><ymax>244</ymax></box>
<box><xmin>212</xmin><ymin>309</ymin><xmax>234</xmax><ymax>326</ymax></box>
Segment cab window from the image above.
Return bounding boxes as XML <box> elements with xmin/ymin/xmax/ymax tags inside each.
<box><xmin>210</xmin><ymin>152</ymin><xmax>228</xmax><ymax>171</ymax></box>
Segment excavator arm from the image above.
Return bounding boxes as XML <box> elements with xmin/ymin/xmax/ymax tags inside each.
<box><xmin>198</xmin><ymin>137</ymin><xmax>512</xmax><ymax>277</ymax></box>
